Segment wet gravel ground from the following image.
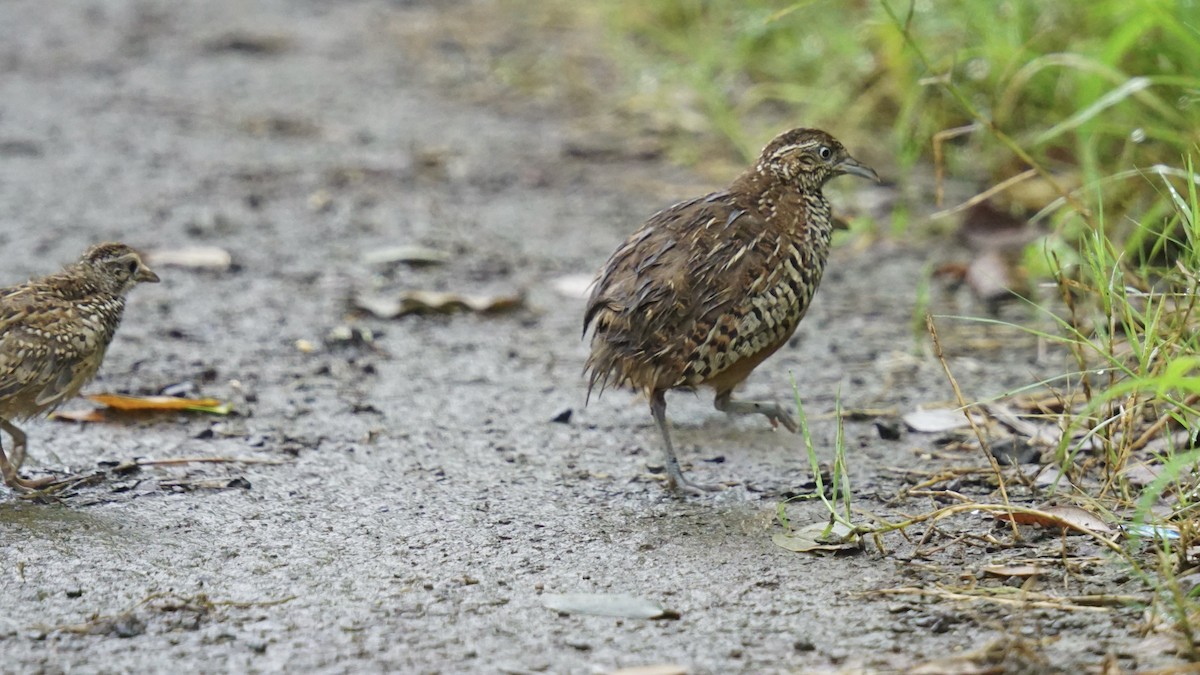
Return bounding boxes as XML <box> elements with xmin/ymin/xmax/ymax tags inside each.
<box><xmin>0</xmin><ymin>1</ymin><xmax>1172</xmax><ymax>673</ymax></box>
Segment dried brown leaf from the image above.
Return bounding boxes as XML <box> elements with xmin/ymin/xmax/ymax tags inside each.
<box><xmin>994</xmin><ymin>505</ymin><xmax>1112</xmax><ymax>534</ymax></box>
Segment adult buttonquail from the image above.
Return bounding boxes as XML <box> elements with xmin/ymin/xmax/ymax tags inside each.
<box><xmin>0</xmin><ymin>242</ymin><xmax>159</xmax><ymax>491</ymax></box>
<box><xmin>584</xmin><ymin>128</ymin><xmax>878</xmax><ymax>493</ymax></box>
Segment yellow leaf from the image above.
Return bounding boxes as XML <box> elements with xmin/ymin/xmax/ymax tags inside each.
<box><xmin>85</xmin><ymin>394</ymin><xmax>232</xmax><ymax>415</ymax></box>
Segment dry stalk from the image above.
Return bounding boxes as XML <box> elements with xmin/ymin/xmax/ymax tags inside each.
<box><xmin>926</xmin><ymin>313</ymin><xmax>1019</xmax><ymax>536</ymax></box>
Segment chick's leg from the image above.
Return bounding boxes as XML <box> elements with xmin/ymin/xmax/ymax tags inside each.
<box><xmin>0</xmin><ymin>421</ymin><xmax>54</xmax><ymax>491</ymax></box>
<box><xmin>2</xmin><ymin>418</ymin><xmax>27</xmax><ymax>469</ymax></box>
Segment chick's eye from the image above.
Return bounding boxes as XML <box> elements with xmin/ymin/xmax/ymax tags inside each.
<box><xmin>818</xmin><ymin>146</ymin><xmax>833</xmax><ymax>161</ymax></box>
<box><xmin>126</xmin><ymin>260</ymin><xmax>139</xmax><ymax>275</ymax></box>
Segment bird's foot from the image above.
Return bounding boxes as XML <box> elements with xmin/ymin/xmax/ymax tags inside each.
<box><xmin>765</xmin><ymin>407</ymin><xmax>799</xmax><ymax>433</ymax></box>
<box><xmin>662</xmin><ymin>463</ymin><xmax>723</xmax><ymax>495</ymax></box>
<box><xmin>670</xmin><ymin>477</ymin><xmax>724</xmax><ymax>495</ymax></box>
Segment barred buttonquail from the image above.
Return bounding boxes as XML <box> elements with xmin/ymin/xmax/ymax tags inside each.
<box><xmin>584</xmin><ymin>128</ymin><xmax>878</xmax><ymax>493</ymax></box>
<box><xmin>0</xmin><ymin>242</ymin><xmax>159</xmax><ymax>491</ymax></box>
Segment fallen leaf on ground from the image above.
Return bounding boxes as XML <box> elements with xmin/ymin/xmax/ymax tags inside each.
<box><xmin>1030</xmin><ymin>464</ymin><xmax>1072</xmax><ymax>488</ymax></box>
<box><xmin>772</xmin><ymin>521</ymin><xmax>860</xmax><ymax>553</ymax></box>
<box><xmin>144</xmin><ymin>246</ymin><xmax>232</xmax><ymax>271</ymax></box>
<box><xmin>86</xmin><ymin>394</ymin><xmax>232</xmax><ymax>415</ymax></box>
<box><xmin>903</xmin><ymin>408</ymin><xmax>971</xmax><ymax>433</ymax></box>
<box><xmin>354</xmin><ymin>291</ymin><xmax>523</xmax><ymax>319</ymax></box>
<box><xmin>994</xmin><ymin>505</ymin><xmax>1112</xmax><ymax>534</ymax></box>
<box><xmin>361</xmin><ymin>245</ymin><xmax>449</xmax><ymax>267</ymax></box>
<box><xmin>541</xmin><ymin>593</ymin><xmax>678</xmax><ymax>620</ymax></box>
<box><xmin>1119</xmin><ymin>461</ymin><xmax>1162</xmax><ymax>487</ymax></box>
<box><xmin>982</xmin><ymin>564</ymin><xmax>1044</xmax><ymax>578</ymax></box>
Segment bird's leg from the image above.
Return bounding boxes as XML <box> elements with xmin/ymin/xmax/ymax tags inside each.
<box><xmin>2</xmin><ymin>418</ymin><xmax>27</xmax><ymax>469</ymax></box>
<box><xmin>649</xmin><ymin>390</ymin><xmax>722</xmax><ymax>494</ymax></box>
<box><xmin>0</xmin><ymin>421</ymin><xmax>54</xmax><ymax>491</ymax></box>
<box><xmin>714</xmin><ymin>390</ymin><xmax>799</xmax><ymax>433</ymax></box>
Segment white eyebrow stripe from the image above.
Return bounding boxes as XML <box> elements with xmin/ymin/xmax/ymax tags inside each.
<box><xmin>768</xmin><ymin>140</ymin><xmax>820</xmax><ymax>159</ymax></box>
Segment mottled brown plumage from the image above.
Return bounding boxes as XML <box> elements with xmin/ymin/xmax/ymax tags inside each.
<box><xmin>584</xmin><ymin>128</ymin><xmax>877</xmax><ymax>493</ymax></box>
<box><xmin>0</xmin><ymin>242</ymin><xmax>159</xmax><ymax>491</ymax></box>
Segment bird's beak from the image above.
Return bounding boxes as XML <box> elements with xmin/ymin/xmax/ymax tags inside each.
<box><xmin>135</xmin><ymin>263</ymin><xmax>160</xmax><ymax>283</ymax></box>
<box><xmin>837</xmin><ymin>155</ymin><xmax>880</xmax><ymax>183</ymax></box>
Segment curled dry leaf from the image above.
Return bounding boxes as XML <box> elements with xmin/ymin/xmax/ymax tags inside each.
<box><xmin>144</xmin><ymin>246</ymin><xmax>232</xmax><ymax>271</ymax></box>
<box><xmin>982</xmin><ymin>564</ymin><xmax>1044</xmax><ymax>578</ymax></box>
<box><xmin>354</xmin><ymin>290</ymin><xmax>523</xmax><ymax>319</ymax></box>
<box><xmin>994</xmin><ymin>505</ymin><xmax>1112</xmax><ymax>534</ymax></box>
<box><xmin>541</xmin><ymin>593</ymin><xmax>678</xmax><ymax>620</ymax></box>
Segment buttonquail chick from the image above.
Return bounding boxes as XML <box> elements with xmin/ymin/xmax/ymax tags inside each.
<box><xmin>0</xmin><ymin>242</ymin><xmax>159</xmax><ymax>491</ymax></box>
<box><xmin>584</xmin><ymin>128</ymin><xmax>878</xmax><ymax>493</ymax></box>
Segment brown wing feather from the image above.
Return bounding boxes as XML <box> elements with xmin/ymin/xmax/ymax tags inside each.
<box><xmin>584</xmin><ymin>189</ymin><xmax>819</xmax><ymax>397</ymax></box>
<box><xmin>0</xmin><ymin>282</ymin><xmax>118</xmax><ymax>419</ymax></box>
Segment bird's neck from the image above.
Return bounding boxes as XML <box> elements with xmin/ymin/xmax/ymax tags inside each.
<box><xmin>46</xmin><ymin>266</ymin><xmax>124</xmax><ymax>304</ymax></box>
<box><xmin>730</xmin><ymin>169</ymin><xmax>830</xmax><ymax>238</ymax></box>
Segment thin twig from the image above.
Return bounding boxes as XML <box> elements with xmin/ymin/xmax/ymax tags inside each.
<box><xmin>932</xmin><ymin>168</ymin><xmax>1039</xmax><ymax>220</ymax></box>
<box><xmin>1126</xmin><ymin>393</ymin><xmax>1200</xmax><ymax>455</ymax></box>
<box><xmin>135</xmin><ymin>456</ymin><xmax>288</xmax><ymax>467</ymax></box>
<box><xmin>861</xmin><ymin>586</ymin><xmax>1136</xmax><ymax>611</ymax></box>
<box><xmin>932</xmin><ymin>123</ymin><xmax>981</xmax><ymax>207</ymax></box>
<box><xmin>926</xmin><ymin>313</ymin><xmax>1020</xmax><ymax>536</ymax></box>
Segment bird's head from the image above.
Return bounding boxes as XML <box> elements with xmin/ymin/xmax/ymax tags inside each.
<box><xmin>80</xmin><ymin>242</ymin><xmax>160</xmax><ymax>295</ymax></box>
<box><xmin>755</xmin><ymin>128</ymin><xmax>879</xmax><ymax>190</ymax></box>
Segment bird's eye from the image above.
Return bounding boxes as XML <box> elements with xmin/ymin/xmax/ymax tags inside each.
<box><xmin>818</xmin><ymin>146</ymin><xmax>833</xmax><ymax>161</ymax></box>
<box><xmin>126</xmin><ymin>260</ymin><xmax>139</xmax><ymax>275</ymax></box>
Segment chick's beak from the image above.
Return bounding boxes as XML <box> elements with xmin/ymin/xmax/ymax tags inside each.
<box><xmin>136</xmin><ymin>263</ymin><xmax>160</xmax><ymax>283</ymax></box>
<box><xmin>837</xmin><ymin>155</ymin><xmax>880</xmax><ymax>183</ymax></box>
